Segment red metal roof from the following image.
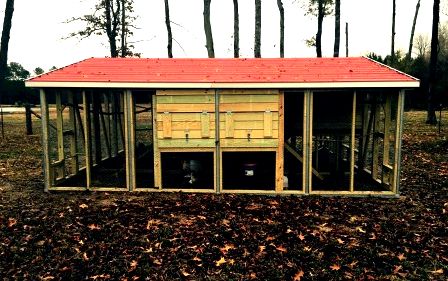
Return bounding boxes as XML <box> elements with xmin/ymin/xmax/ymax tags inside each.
<box><xmin>27</xmin><ymin>57</ymin><xmax>418</xmax><ymax>85</ymax></box>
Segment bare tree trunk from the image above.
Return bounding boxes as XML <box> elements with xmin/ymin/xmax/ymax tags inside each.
<box><xmin>164</xmin><ymin>0</ymin><xmax>173</xmax><ymax>58</ymax></box>
<box><xmin>254</xmin><ymin>0</ymin><xmax>262</xmax><ymax>58</ymax></box>
<box><xmin>105</xmin><ymin>0</ymin><xmax>119</xmax><ymax>57</ymax></box>
<box><xmin>316</xmin><ymin>0</ymin><xmax>323</xmax><ymax>57</ymax></box>
<box><xmin>345</xmin><ymin>22</ymin><xmax>348</xmax><ymax>57</ymax></box>
<box><xmin>120</xmin><ymin>0</ymin><xmax>126</xmax><ymax>57</ymax></box>
<box><xmin>0</xmin><ymin>0</ymin><xmax>14</xmax><ymax>89</ymax></box>
<box><xmin>391</xmin><ymin>0</ymin><xmax>396</xmax><ymax>60</ymax></box>
<box><xmin>277</xmin><ymin>0</ymin><xmax>284</xmax><ymax>58</ymax></box>
<box><xmin>333</xmin><ymin>0</ymin><xmax>340</xmax><ymax>57</ymax></box>
<box><xmin>407</xmin><ymin>0</ymin><xmax>421</xmax><ymax>60</ymax></box>
<box><xmin>233</xmin><ymin>0</ymin><xmax>239</xmax><ymax>58</ymax></box>
<box><xmin>427</xmin><ymin>0</ymin><xmax>439</xmax><ymax>125</ymax></box>
<box><xmin>0</xmin><ymin>0</ymin><xmax>14</xmax><ymax>138</ymax></box>
<box><xmin>203</xmin><ymin>0</ymin><xmax>214</xmax><ymax>58</ymax></box>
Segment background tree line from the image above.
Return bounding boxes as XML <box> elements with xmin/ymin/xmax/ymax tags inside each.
<box><xmin>0</xmin><ymin>0</ymin><xmax>446</xmax><ymax>124</ymax></box>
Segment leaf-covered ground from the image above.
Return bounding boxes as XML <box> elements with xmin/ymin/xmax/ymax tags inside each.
<box><xmin>0</xmin><ymin>111</ymin><xmax>447</xmax><ymax>280</ymax></box>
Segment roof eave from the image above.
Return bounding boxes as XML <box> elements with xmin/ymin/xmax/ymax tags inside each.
<box><xmin>25</xmin><ymin>81</ymin><xmax>420</xmax><ymax>89</ymax></box>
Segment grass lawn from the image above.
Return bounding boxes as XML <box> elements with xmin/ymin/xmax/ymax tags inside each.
<box><xmin>0</xmin><ymin>111</ymin><xmax>447</xmax><ymax>280</ymax></box>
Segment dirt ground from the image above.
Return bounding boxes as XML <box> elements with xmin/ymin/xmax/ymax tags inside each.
<box><xmin>0</xmin><ymin>111</ymin><xmax>447</xmax><ymax>280</ymax></box>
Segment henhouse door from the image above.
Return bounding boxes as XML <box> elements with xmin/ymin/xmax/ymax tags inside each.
<box><xmin>154</xmin><ymin>90</ymin><xmax>216</xmax><ymax>190</ymax></box>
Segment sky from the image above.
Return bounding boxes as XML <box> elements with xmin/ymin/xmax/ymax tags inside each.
<box><xmin>1</xmin><ymin>0</ymin><xmax>447</xmax><ymax>73</ymax></box>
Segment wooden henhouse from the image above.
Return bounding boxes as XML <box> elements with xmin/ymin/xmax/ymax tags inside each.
<box><xmin>26</xmin><ymin>57</ymin><xmax>419</xmax><ymax>196</ymax></box>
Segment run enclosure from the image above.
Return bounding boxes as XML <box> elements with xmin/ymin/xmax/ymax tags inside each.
<box><xmin>26</xmin><ymin>57</ymin><xmax>419</xmax><ymax>196</ymax></box>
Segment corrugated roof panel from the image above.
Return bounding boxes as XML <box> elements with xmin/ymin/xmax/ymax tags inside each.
<box><xmin>27</xmin><ymin>57</ymin><xmax>419</xmax><ymax>84</ymax></box>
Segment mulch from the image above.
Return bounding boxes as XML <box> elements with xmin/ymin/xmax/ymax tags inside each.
<box><xmin>0</xmin><ymin>112</ymin><xmax>447</xmax><ymax>280</ymax></box>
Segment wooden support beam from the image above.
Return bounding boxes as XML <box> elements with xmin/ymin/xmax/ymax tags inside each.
<box><xmin>68</xmin><ymin>91</ymin><xmax>79</xmax><ymax>175</ymax></box>
<box><xmin>360</xmin><ymin>101</ymin><xmax>374</xmax><ymax>169</ymax></box>
<box><xmin>153</xmin><ymin>95</ymin><xmax>162</xmax><ymax>189</ymax></box>
<box><xmin>55</xmin><ymin>92</ymin><xmax>65</xmax><ymax>163</ymax></box>
<box><xmin>124</xmin><ymin>90</ymin><xmax>136</xmax><ymax>191</ymax></box>
<box><xmin>74</xmin><ymin>97</ymin><xmax>85</xmax><ymax>145</ymax></box>
<box><xmin>285</xmin><ymin>142</ymin><xmax>324</xmax><ymax>180</ymax></box>
<box><xmin>92</xmin><ymin>94</ymin><xmax>102</xmax><ymax>164</ymax></box>
<box><xmin>392</xmin><ymin>90</ymin><xmax>405</xmax><ymax>194</ymax></box>
<box><xmin>372</xmin><ymin>101</ymin><xmax>381</xmax><ymax>180</ymax></box>
<box><xmin>275</xmin><ymin>93</ymin><xmax>284</xmax><ymax>192</ymax></box>
<box><xmin>111</xmin><ymin>93</ymin><xmax>118</xmax><ymax>157</ymax></box>
<box><xmin>40</xmin><ymin>90</ymin><xmax>51</xmax><ymax>192</ymax></box>
<box><xmin>118</xmin><ymin>93</ymin><xmax>126</xmax><ymax>150</ymax></box>
<box><xmin>383</xmin><ymin>94</ymin><xmax>392</xmax><ymax>165</ymax></box>
<box><xmin>350</xmin><ymin>91</ymin><xmax>357</xmax><ymax>192</ymax></box>
<box><xmin>82</xmin><ymin>91</ymin><xmax>92</xmax><ymax>190</ymax></box>
<box><xmin>99</xmin><ymin>95</ymin><xmax>112</xmax><ymax>158</ymax></box>
<box><xmin>304</xmin><ymin>90</ymin><xmax>312</xmax><ymax>193</ymax></box>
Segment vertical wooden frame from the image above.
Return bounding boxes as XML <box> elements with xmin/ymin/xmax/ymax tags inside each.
<box><xmin>124</xmin><ymin>90</ymin><xmax>136</xmax><ymax>191</ymax></box>
<box><xmin>304</xmin><ymin>90</ymin><xmax>312</xmax><ymax>194</ymax></box>
<box><xmin>55</xmin><ymin>92</ymin><xmax>65</xmax><ymax>181</ymax></box>
<box><xmin>153</xmin><ymin>95</ymin><xmax>162</xmax><ymax>189</ymax></box>
<box><xmin>275</xmin><ymin>92</ymin><xmax>284</xmax><ymax>192</ymax></box>
<box><xmin>110</xmin><ymin>93</ymin><xmax>118</xmax><ymax>157</ymax></box>
<box><xmin>215</xmin><ymin>89</ymin><xmax>221</xmax><ymax>193</ymax></box>
<box><xmin>392</xmin><ymin>90</ymin><xmax>405</xmax><ymax>194</ymax></box>
<box><xmin>82</xmin><ymin>91</ymin><xmax>92</xmax><ymax>190</ymax></box>
<box><xmin>372</xmin><ymin>101</ymin><xmax>381</xmax><ymax>180</ymax></box>
<box><xmin>349</xmin><ymin>91</ymin><xmax>357</xmax><ymax>192</ymax></box>
<box><xmin>68</xmin><ymin>91</ymin><xmax>79</xmax><ymax>175</ymax></box>
<box><xmin>383</xmin><ymin>94</ymin><xmax>392</xmax><ymax>165</ymax></box>
<box><xmin>55</xmin><ymin>92</ymin><xmax>64</xmax><ymax>161</ymax></box>
<box><xmin>40</xmin><ymin>89</ymin><xmax>51</xmax><ymax>192</ymax></box>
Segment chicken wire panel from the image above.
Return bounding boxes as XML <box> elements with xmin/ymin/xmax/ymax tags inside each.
<box><xmin>283</xmin><ymin>92</ymin><xmax>305</xmax><ymax>191</ymax></box>
<box><xmin>311</xmin><ymin>91</ymin><xmax>353</xmax><ymax>191</ymax></box>
<box><xmin>134</xmin><ymin>92</ymin><xmax>155</xmax><ymax>188</ymax></box>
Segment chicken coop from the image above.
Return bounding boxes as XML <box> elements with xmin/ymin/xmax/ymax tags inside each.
<box><xmin>26</xmin><ymin>57</ymin><xmax>419</xmax><ymax>196</ymax></box>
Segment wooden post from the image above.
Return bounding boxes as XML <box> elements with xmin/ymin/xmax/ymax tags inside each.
<box><xmin>153</xmin><ymin>95</ymin><xmax>162</xmax><ymax>189</ymax></box>
<box><xmin>25</xmin><ymin>103</ymin><xmax>33</xmax><ymax>135</ymax></box>
<box><xmin>304</xmin><ymin>90</ymin><xmax>312</xmax><ymax>194</ymax></box>
<box><xmin>372</xmin><ymin>101</ymin><xmax>381</xmax><ymax>180</ymax></box>
<box><xmin>275</xmin><ymin>92</ymin><xmax>284</xmax><ymax>192</ymax></box>
<box><xmin>111</xmin><ymin>93</ymin><xmax>118</xmax><ymax>157</ymax></box>
<box><xmin>124</xmin><ymin>90</ymin><xmax>136</xmax><ymax>191</ymax></box>
<box><xmin>215</xmin><ymin>89</ymin><xmax>221</xmax><ymax>193</ymax></box>
<box><xmin>55</xmin><ymin>92</ymin><xmax>65</xmax><ymax>179</ymax></box>
<box><xmin>383</xmin><ymin>94</ymin><xmax>392</xmax><ymax>165</ymax></box>
<box><xmin>40</xmin><ymin>89</ymin><xmax>51</xmax><ymax>192</ymax></box>
<box><xmin>82</xmin><ymin>91</ymin><xmax>92</xmax><ymax>190</ymax></box>
<box><xmin>92</xmin><ymin>94</ymin><xmax>102</xmax><ymax>163</ymax></box>
<box><xmin>68</xmin><ymin>91</ymin><xmax>79</xmax><ymax>175</ymax></box>
<box><xmin>392</xmin><ymin>90</ymin><xmax>405</xmax><ymax>194</ymax></box>
<box><xmin>350</xmin><ymin>91</ymin><xmax>357</xmax><ymax>192</ymax></box>
<box><xmin>100</xmin><ymin>93</ymin><xmax>111</xmax><ymax>159</ymax></box>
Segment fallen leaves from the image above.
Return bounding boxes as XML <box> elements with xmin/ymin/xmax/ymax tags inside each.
<box><xmin>219</xmin><ymin>243</ymin><xmax>235</xmax><ymax>254</ymax></box>
<box><xmin>7</xmin><ymin>218</ymin><xmax>17</xmax><ymax>228</ymax></box>
<box><xmin>214</xmin><ymin>256</ymin><xmax>225</xmax><ymax>267</ymax></box>
<box><xmin>330</xmin><ymin>264</ymin><xmax>341</xmax><ymax>271</ymax></box>
<box><xmin>430</xmin><ymin>268</ymin><xmax>444</xmax><ymax>274</ymax></box>
<box><xmin>356</xmin><ymin>226</ymin><xmax>366</xmax><ymax>233</ymax></box>
<box><xmin>275</xmin><ymin>245</ymin><xmax>288</xmax><ymax>253</ymax></box>
<box><xmin>292</xmin><ymin>270</ymin><xmax>304</xmax><ymax>281</ymax></box>
<box><xmin>79</xmin><ymin>203</ymin><xmax>89</xmax><ymax>209</ymax></box>
<box><xmin>87</xmin><ymin>224</ymin><xmax>101</xmax><ymax>230</ymax></box>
